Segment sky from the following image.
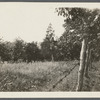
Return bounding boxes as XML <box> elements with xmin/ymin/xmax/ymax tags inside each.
<box><xmin>0</xmin><ymin>3</ymin><xmax>100</xmax><ymax>42</ymax></box>
<box><xmin>0</xmin><ymin>3</ymin><xmax>65</xmax><ymax>42</ymax></box>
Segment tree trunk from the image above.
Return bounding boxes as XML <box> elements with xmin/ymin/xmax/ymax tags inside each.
<box><xmin>89</xmin><ymin>49</ymin><xmax>92</xmax><ymax>70</ymax></box>
<box><xmin>85</xmin><ymin>45</ymin><xmax>90</xmax><ymax>77</ymax></box>
<box><xmin>76</xmin><ymin>38</ymin><xmax>87</xmax><ymax>91</ymax></box>
<box><xmin>51</xmin><ymin>54</ymin><xmax>54</xmax><ymax>62</ymax></box>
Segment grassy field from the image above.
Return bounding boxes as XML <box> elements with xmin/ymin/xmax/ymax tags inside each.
<box><xmin>86</xmin><ymin>61</ymin><xmax>100</xmax><ymax>91</ymax></box>
<box><xmin>0</xmin><ymin>60</ymin><xmax>100</xmax><ymax>91</ymax></box>
<box><xmin>0</xmin><ymin>61</ymin><xmax>79</xmax><ymax>91</ymax></box>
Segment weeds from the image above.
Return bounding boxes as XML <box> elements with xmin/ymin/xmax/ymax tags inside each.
<box><xmin>0</xmin><ymin>61</ymin><xmax>79</xmax><ymax>91</ymax></box>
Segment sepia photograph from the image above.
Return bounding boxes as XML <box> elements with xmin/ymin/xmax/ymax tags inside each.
<box><xmin>0</xmin><ymin>2</ymin><xmax>100</xmax><ymax>97</ymax></box>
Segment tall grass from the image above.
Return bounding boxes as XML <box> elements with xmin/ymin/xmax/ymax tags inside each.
<box><xmin>0</xmin><ymin>61</ymin><xmax>79</xmax><ymax>91</ymax></box>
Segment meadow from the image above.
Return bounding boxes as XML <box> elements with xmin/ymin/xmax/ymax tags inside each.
<box><xmin>0</xmin><ymin>61</ymin><xmax>79</xmax><ymax>91</ymax></box>
<box><xmin>0</xmin><ymin>61</ymin><xmax>99</xmax><ymax>91</ymax></box>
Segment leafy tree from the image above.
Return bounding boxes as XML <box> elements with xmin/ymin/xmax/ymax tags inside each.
<box><xmin>58</xmin><ymin>30</ymin><xmax>81</xmax><ymax>61</ymax></box>
<box><xmin>41</xmin><ymin>23</ymin><xmax>57</xmax><ymax>61</ymax></box>
<box><xmin>12</xmin><ymin>38</ymin><xmax>26</xmax><ymax>62</ymax></box>
<box><xmin>25</xmin><ymin>42</ymin><xmax>40</xmax><ymax>63</ymax></box>
<box><xmin>56</xmin><ymin>7</ymin><xmax>100</xmax><ymax>91</ymax></box>
<box><xmin>0</xmin><ymin>39</ymin><xmax>12</xmax><ymax>62</ymax></box>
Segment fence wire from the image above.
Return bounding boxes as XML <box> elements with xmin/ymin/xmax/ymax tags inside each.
<box><xmin>49</xmin><ymin>62</ymin><xmax>79</xmax><ymax>91</ymax></box>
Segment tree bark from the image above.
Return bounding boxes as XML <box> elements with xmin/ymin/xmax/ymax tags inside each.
<box><xmin>76</xmin><ymin>38</ymin><xmax>87</xmax><ymax>91</ymax></box>
<box><xmin>51</xmin><ymin>54</ymin><xmax>54</xmax><ymax>62</ymax></box>
<box><xmin>85</xmin><ymin>45</ymin><xmax>90</xmax><ymax>77</ymax></box>
<box><xmin>89</xmin><ymin>49</ymin><xmax>92</xmax><ymax>70</ymax></box>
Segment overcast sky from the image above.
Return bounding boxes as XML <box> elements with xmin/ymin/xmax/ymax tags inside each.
<box><xmin>0</xmin><ymin>3</ymin><xmax>100</xmax><ymax>42</ymax></box>
<box><xmin>0</xmin><ymin>3</ymin><xmax>65</xmax><ymax>42</ymax></box>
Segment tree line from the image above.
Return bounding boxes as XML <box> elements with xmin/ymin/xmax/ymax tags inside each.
<box><xmin>0</xmin><ymin>21</ymin><xmax>100</xmax><ymax>63</ymax></box>
<box><xmin>0</xmin><ymin>23</ymin><xmax>82</xmax><ymax>63</ymax></box>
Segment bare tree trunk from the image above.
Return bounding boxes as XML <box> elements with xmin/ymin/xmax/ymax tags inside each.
<box><xmin>51</xmin><ymin>54</ymin><xmax>54</xmax><ymax>62</ymax></box>
<box><xmin>89</xmin><ymin>49</ymin><xmax>92</xmax><ymax>70</ymax></box>
<box><xmin>85</xmin><ymin>45</ymin><xmax>90</xmax><ymax>77</ymax></box>
<box><xmin>76</xmin><ymin>38</ymin><xmax>87</xmax><ymax>91</ymax></box>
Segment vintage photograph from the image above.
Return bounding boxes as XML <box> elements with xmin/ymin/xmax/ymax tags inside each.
<box><xmin>0</xmin><ymin>2</ymin><xmax>100</xmax><ymax>93</ymax></box>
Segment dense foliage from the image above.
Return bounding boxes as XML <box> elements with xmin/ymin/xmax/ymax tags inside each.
<box><xmin>0</xmin><ymin>8</ymin><xmax>100</xmax><ymax>62</ymax></box>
